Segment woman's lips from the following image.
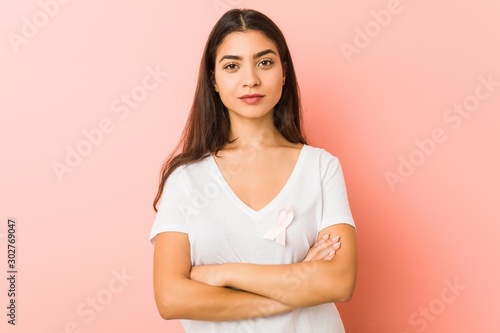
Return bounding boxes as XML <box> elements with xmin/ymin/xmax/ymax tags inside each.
<box><xmin>239</xmin><ymin>94</ymin><xmax>264</xmax><ymax>105</ymax></box>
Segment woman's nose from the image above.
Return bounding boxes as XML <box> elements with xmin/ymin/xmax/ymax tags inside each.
<box><xmin>242</xmin><ymin>67</ymin><xmax>260</xmax><ymax>88</ymax></box>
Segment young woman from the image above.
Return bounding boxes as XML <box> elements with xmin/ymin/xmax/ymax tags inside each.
<box><xmin>150</xmin><ymin>9</ymin><xmax>357</xmax><ymax>332</ymax></box>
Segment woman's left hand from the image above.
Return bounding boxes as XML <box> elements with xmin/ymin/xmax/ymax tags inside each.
<box><xmin>190</xmin><ymin>264</ymin><xmax>228</xmax><ymax>287</ymax></box>
<box><xmin>302</xmin><ymin>234</ymin><xmax>341</xmax><ymax>262</ymax></box>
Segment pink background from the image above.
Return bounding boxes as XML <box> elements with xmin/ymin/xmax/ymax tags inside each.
<box><xmin>1</xmin><ymin>1</ymin><xmax>499</xmax><ymax>332</ymax></box>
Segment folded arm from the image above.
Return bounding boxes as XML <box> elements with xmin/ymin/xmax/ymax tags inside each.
<box><xmin>153</xmin><ymin>231</ymin><xmax>293</xmax><ymax>321</ymax></box>
<box><xmin>190</xmin><ymin>223</ymin><xmax>357</xmax><ymax>308</ymax></box>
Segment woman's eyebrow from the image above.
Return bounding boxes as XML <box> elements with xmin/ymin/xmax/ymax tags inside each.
<box><xmin>218</xmin><ymin>49</ymin><xmax>277</xmax><ymax>63</ymax></box>
<box><xmin>219</xmin><ymin>55</ymin><xmax>242</xmax><ymax>63</ymax></box>
<box><xmin>254</xmin><ymin>49</ymin><xmax>277</xmax><ymax>58</ymax></box>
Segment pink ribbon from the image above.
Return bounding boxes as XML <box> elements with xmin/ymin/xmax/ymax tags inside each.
<box><xmin>263</xmin><ymin>207</ymin><xmax>294</xmax><ymax>246</ymax></box>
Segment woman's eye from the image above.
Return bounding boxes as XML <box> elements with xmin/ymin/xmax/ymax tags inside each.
<box><xmin>223</xmin><ymin>63</ymin><xmax>238</xmax><ymax>70</ymax></box>
<box><xmin>258</xmin><ymin>59</ymin><xmax>274</xmax><ymax>67</ymax></box>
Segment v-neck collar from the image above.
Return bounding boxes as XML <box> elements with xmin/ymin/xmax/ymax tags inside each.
<box><xmin>209</xmin><ymin>145</ymin><xmax>308</xmax><ymax>219</ymax></box>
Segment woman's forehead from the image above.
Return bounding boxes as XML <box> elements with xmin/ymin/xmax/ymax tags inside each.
<box><xmin>216</xmin><ymin>30</ymin><xmax>279</xmax><ymax>59</ymax></box>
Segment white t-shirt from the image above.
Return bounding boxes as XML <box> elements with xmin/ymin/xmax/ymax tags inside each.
<box><xmin>150</xmin><ymin>144</ymin><xmax>355</xmax><ymax>333</ymax></box>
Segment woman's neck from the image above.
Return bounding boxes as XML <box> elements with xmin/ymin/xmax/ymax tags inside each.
<box><xmin>226</xmin><ymin>114</ymin><xmax>287</xmax><ymax>150</ymax></box>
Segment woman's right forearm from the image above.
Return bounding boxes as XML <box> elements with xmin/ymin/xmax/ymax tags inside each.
<box><xmin>156</xmin><ymin>277</ymin><xmax>293</xmax><ymax>321</ymax></box>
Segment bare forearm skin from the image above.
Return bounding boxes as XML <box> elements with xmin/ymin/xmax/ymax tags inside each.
<box><xmin>155</xmin><ymin>277</ymin><xmax>293</xmax><ymax>321</ymax></box>
<box><xmin>223</xmin><ymin>260</ymin><xmax>356</xmax><ymax>308</ymax></box>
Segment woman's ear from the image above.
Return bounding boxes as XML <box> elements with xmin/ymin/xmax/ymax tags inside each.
<box><xmin>282</xmin><ymin>61</ymin><xmax>287</xmax><ymax>85</ymax></box>
<box><xmin>211</xmin><ymin>70</ymin><xmax>219</xmax><ymax>92</ymax></box>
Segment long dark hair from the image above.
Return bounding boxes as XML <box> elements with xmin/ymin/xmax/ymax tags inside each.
<box><xmin>153</xmin><ymin>9</ymin><xmax>307</xmax><ymax>211</ymax></box>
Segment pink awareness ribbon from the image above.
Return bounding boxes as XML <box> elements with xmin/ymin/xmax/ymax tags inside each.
<box><xmin>263</xmin><ymin>207</ymin><xmax>294</xmax><ymax>246</ymax></box>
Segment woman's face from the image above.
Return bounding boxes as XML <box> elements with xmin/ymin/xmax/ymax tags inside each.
<box><xmin>213</xmin><ymin>30</ymin><xmax>285</xmax><ymax>123</ymax></box>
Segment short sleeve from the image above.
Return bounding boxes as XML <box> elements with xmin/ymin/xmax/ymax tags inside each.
<box><xmin>319</xmin><ymin>150</ymin><xmax>355</xmax><ymax>230</ymax></box>
<box><xmin>149</xmin><ymin>168</ymin><xmax>189</xmax><ymax>244</ymax></box>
